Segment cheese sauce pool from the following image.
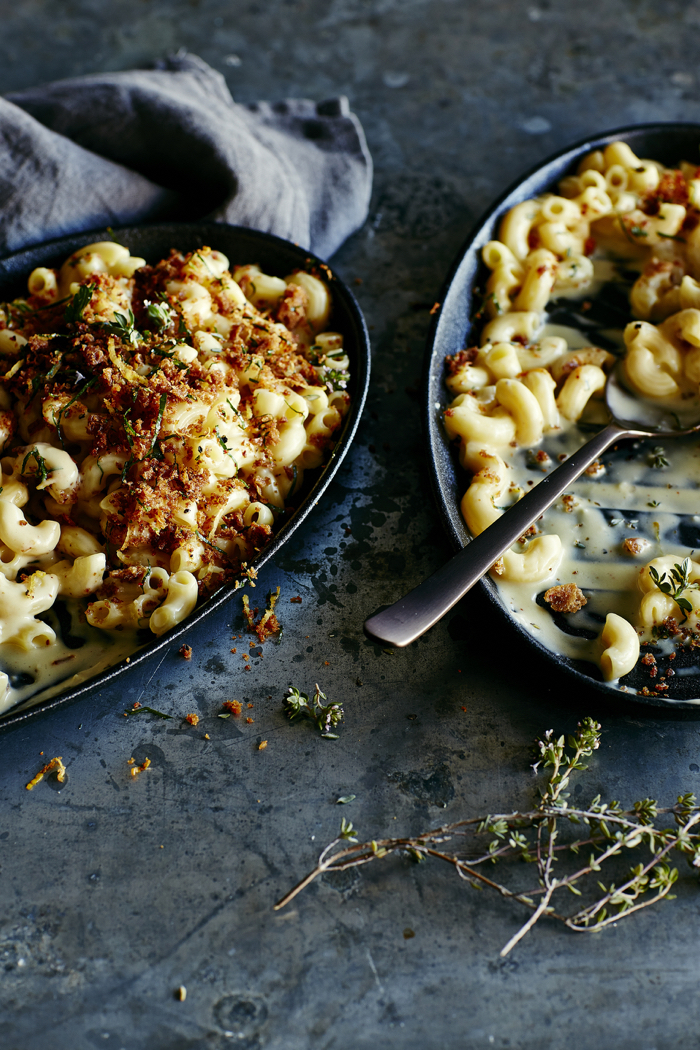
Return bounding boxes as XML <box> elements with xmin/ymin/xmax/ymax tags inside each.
<box><xmin>491</xmin><ymin>321</ymin><xmax>700</xmax><ymax>685</ymax></box>
<box><xmin>0</xmin><ymin>608</ymin><xmax>140</xmax><ymax>716</ymax></box>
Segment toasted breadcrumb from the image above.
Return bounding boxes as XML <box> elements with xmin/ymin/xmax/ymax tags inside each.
<box><xmin>290</xmin><ymin>596</ymin><xmax>302</xmax><ymax>603</ymax></box>
<box><xmin>242</xmin><ymin>587</ymin><xmax>282</xmax><ymax>642</ymax></box>
<box><xmin>179</xmin><ymin>644</ymin><xmax>193</xmax><ymax>660</ymax></box>
<box><xmin>544</xmin><ymin>583</ymin><xmax>587</xmax><ymax>613</ymax></box>
<box><xmin>130</xmin><ymin>757</ymin><xmax>151</xmax><ymax>778</ymax></box>
<box><xmin>258</xmin><ymin>740</ymin><xmax>268</xmax><ymax>750</ymax></box>
<box><xmin>622</xmin><ymin>537</ymin><xmax>651</xmax><ymax>556</ymax></box>
<box><xmin>491</xmin><ymin>557</ymin><xmax>505</xmax><ymax>576</ymax></box>
<box><xmin>185</xmin><ymin>713</ymin><xmax>199</xmax><ymax>726</ymax></box>
<box><xmin>222</xmin><ymin>700</ymin><xmax>242</xmax><ymax>715</ymax></box>
<box><xmin>246</xmin><ymin>717</ymin><xmax>254</xmax><ymax>724</ymax></box>
<box><xmin>585</xmin><ymin>460</ymin><xmax>606</xmax><ymax>478</ymax></box>
<box><xmin>26</xmin><ymin>756</ymin><xmax>66</xmax><ymax>791</ymax></box>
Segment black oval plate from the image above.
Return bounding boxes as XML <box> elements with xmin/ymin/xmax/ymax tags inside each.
<box><xmin>0</xmin><ymin>222</ymin><xmax>371</xmax><ymax>728</ymax></box>
<box><xmin>424</xmin><ymin>123</ymin><xmax>700</xmax><ymax>709</ymax></box>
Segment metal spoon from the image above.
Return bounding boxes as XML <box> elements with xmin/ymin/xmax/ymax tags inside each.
<box><xmin>364</xmin><ymin>366</ymin><xmax>700</xmax><ymax>647</ymax></box>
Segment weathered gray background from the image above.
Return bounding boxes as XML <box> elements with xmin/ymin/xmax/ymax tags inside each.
<box><xmin>3</xmin><ymin>2</ymin><xmax>700</xmax><ymax>1047</ymax></box>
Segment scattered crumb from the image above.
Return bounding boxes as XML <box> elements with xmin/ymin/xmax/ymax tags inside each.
<box><xmin>247</xmin><ymin>703</ymin><xmax>254</xmax><ymax>708</ymax></box>
<box><xmin>179</xmin><ymin>644</ymin><xmax>193</xmax><ymax>660</ymax></box>
<box><xmin>585</xmin><ymin>460</ymin><xmax>606</xmax><ymax>478</ymax></box>
<box><xmin>243</xmin><ymin>665</ymin><xmax>251</xmax><ymax>672</ymax></box>
<box><xmin>204</xmin><ymin>733</ymin><xmax>210</xmax><ymax>740</ymax></box>
<box><xmin>290</xmin><ymin>596</ymin><xmax>302</xmax><ymax>603</ymax></box>
<box><xmin>544</xmin><ymin>583</ymin><xmax>587</xmax><ymax>613</ymax></box>
<box><xmin>622</xmin><ymin>537</ymin><xmax>651</xmax><ymax>556</ymax></box>
<box><xmin>354</xmin><ymin>277</ymin><xmax>363</xmax><ymax>285</ymax></box>
<box><xmin>132</xmin><ymin>701</ymin><xmax>142</xmax><ymax>709</ymax></box>
<box><xmin>242</xmin><ymin>587</ymin><xmax>281</xmax><ymax>642</ymax></box>
<box><xmin>258</xmin><ymin>740</ymin><xmax>268</xmax><ymax>751</ymax></box>
<box><xmin>26</xmin><ymin>756</ymin><xmax>66</xmax><ymax>791</ymax></box>
<box><xmin>491</xmin><ymin>557</ymin><xmax>505</xmax><ymax>576</ymax></box>
<box><xmin>461</xmin><ymin>706</ymin><xmax>467</xmax><ymax>712</ymax></box>
<box><xmin>246</xmin><ymin>717</ymin><xmax>254</xmax><ymax>724</ymax></box>
<box><xmin>230</xmin><ymin>647</ymin><xmax>237</xmax><ymax>653</ymax></box>
<box><xmin>185</xmin><ymin>713</ymin><xmax>199</xmax><ymax>726</ymax></box>
<box><xmin>430</xmin><ymin>302</ymin><xmax>441</xmax><ymax>315</ymax></box>
<box><xmin>561</xmin><ymin>494</ymin><xmax>578</xmax><ymax>513</ymax></box>
<box><xmin>130</xmin><ymin>758</ymin><xmax>151</xmax><ymax>778</ymax></box>
<box><xmin>518</xmin><ymin>525</ymin><xmax>538</xmax><ymax>543</ymax></box>
<box><xmin>242</xmin><ymin>654</ymin><xmax>249</xmax><ymax>661</ymax></box>
<box><xmin>125</xmin><ymin>657</ymin><xmax>130</xmax><ymax>663</ymax></box>
<box><xmin>176</xmin><ymin>985</ymin><xmax>187</xmax><ymax>1002</ymax></box>
<box><xmin>222</xmin><ymin>700</ymin><xmax>242</xmax><ymax>716</ymax></box>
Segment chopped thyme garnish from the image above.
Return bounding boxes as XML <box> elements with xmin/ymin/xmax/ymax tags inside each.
<box><xmin>145</xmin><ymin>298</ymin><xmax>176</xmax><ymax>331</ymax></box>
<box><xmin>648</xmin><ymin>558</ymin><xmax>699</xmax><ymax>624</ymax></box>
<box><xmin>21</xmin><ymin>447</ymin><xmax>49</xmax><ymax>486</ymax></box>
<box><xmin>102</xmin><ymin>308</ymin><xmax>140</xmax><ymax>345</ymax></box>
<box><xmin>64</xmin><ymin>283</ymin><xmax>94</xmax><ymax>323</ymax></box>
<box><xmin>650</xmin><ymin>446</ymin><xmax>669</xmax><ymax>469</ymax></box>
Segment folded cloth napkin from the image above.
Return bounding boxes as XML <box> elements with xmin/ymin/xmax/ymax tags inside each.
<box><xmin>1</xmin><ymin>52</ymin><xmax>372</xmax><ymax>260</ymax></box>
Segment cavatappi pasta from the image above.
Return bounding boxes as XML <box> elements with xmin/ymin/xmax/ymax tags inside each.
<box><xmin>0</xmin><ymin>242</ymin><xmax>350</xmax><ymax>714</ymax></box>
<box><xmin>444</xmin><ymin>140</ymin><xmax>700</xmax><ymax>693</ymax></box>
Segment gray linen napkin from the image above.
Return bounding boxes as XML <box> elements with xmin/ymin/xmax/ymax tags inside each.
<box><xmin>1</xmin><ymin>52</ymin><xmax>372</xmax><ymax>259</ymax></box>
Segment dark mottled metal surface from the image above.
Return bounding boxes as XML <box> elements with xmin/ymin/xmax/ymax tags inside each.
<box><xmin>3</xmin><ymin>3</ymin><xmax>700</xmax><ymax>1048</ymax></box>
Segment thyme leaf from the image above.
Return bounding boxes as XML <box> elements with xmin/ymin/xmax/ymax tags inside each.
<box><xmin>64</xmin><ymin>283</ymin><xmax>95</xmax><ymax>323</ymax></box>
<box><xmin>283</xmin><ymin>683</ymin><xmax>344</xmax><ymax>738</ymax></box>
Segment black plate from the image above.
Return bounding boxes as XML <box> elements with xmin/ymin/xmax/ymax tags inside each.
<box><xmin>424</xmin><ymin>123</ymin><xmax>700</xmax><ymax>709</ymax></box>
<box><xmin>0</xmin><ymin>222</ymin><xmax>371</xmax><ymax>728</ymax></box>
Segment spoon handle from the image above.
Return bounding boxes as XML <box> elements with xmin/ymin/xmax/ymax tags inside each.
<box><xmin>364</xmin><ymin>421</ymin><xmax>628</xmax><ymax>647</ymax></box>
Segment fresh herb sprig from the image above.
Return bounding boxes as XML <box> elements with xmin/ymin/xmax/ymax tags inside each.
<box><xmin>650</xmin><ymin>446</ymin><xmax>669</xmax><ymax>469</ymax></box>
<box><xmin>284</xmin><ymin>683</ymin><xmax>344</xmax><ymax>739</ymax></box>
<box><xmin>649</xmin><ymin>557</ymin><xmax>699</xmax><ymax>623</ymax></box>
<box><xmin>276</xmin><ymin>719</ymin><xmax>700</xmax><ymax>956</ymax></box>
<box><xmin>145</xmin><ymin>298</ymin><xmax>176</xmax><ymax>331</ymax></box>
<box><xmin>64</xmin><ymin>283</ymin><xmax>94</xmax><ymax>323</ymax></box>
<box><xmin>103</xmin><ymin>308</ymin><xmax>140</xmax><ymax>346</ymax></box>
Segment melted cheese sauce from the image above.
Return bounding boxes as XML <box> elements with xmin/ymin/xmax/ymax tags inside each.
<box><xmin>491</xmin><ymin>320</ymin><xmax>700</xmax><ymax>689</ymax></box>
<box><xmin>0</xmin><ymin>602</ymin><xmax>140</xmax><ymax>716</ymax></box>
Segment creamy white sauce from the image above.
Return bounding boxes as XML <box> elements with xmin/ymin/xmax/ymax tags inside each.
<box><xmin>491</xmin><ymin>318</ymin><xmax>700</xmax><ymax>684</ymax></box>
<box><xmin>0</xmin><ymin>601</ymin><xmax>141</xmax><ymax>716</ymax></box>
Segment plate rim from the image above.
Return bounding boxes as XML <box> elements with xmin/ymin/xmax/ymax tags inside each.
<box><xmin>0</xmin><ymin>220</ymin><xmax>371</xmax><ymax>730</ymax></box>
<box><xmin>423</xmin><ymin>121</ymin><xmax>700</xmax><ymax>710</ymax></box>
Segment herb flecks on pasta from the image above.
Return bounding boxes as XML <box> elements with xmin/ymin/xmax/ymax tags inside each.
<box><xmin>0</xmin><ymin>242</ymin><xmax>350</xmax><ymax>713</ymax></box>
<box><xmin>444</xmin><ymin>141</ymin><xmax>700</xmax><ymax>688</ymax></box>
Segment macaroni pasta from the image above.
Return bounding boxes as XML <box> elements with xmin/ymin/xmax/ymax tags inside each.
<box><xmin>0</xmin><ymin>242</ymin><xmax>350</xmax><ymax>714</ymax></box>
<box><xmin>445</xmin><ymin>141</ymin><xmax>700</xmax><ymax>690</ymax></box>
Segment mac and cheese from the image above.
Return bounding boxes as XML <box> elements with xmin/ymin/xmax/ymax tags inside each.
<box><xmin>445</xmin><ymin>141</ymin><xmax>700</xmax><ymax>692</ymax></box>
<box><xmin>0</xmin><ymin>242</ymin><xmax>350</xmax><ymax>714</ymax></box>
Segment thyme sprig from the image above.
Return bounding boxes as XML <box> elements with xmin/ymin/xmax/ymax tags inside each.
<box><xmin>284</xmin><ymin>683</ymin><xmax>344</xmax><ymax>739</ymax></box>
<box><xmin>650</xmin><ymin>446</ymin><xmax>669</xmax><ymax>469</ymax></box>
<box><xmin>64</xmin><ymin>283</ymin><xmax>95</xmax><ymax>323</ymax></box>
<box><xmin>102</xmin><ymin>308</ymin><xmax>140</xmax><ymax>346</ymax></box>
<box><xmin>276</xmin><ymin>719</ymin><xmax>700</xmax><ymax>955</ymax></box>
<box><xmin>648</xmin><ymin>557</ymin><xmax>699</xmax><ymax>623</ymax></box>
<box><xmin>144</xmin><ymin>298</ymin><xmax>175</xmax><ymax>331</ymax></box>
